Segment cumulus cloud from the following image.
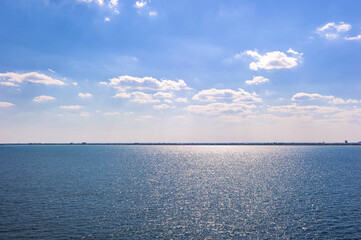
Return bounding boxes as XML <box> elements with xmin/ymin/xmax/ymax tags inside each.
<box><xmin>269</xmin><ymin>104</ymin><xmax>340</xmax><ymax>116</ymax></box>
<box><xmin>113</xmin><ymin>91</ymin><xmax>160</xmax><ymax>103</ymax></box>
<box><xmin>78</xmin><ymin>0</ymin><xmax>104</xmax><ymax>5</ymax></box>
<box><xmin>287</xmin><ymin>48</ymin><xmax>300</xmax><ymax>55</ymax></box>
<box><xmin>317</xmin><ymin>22</ymin><xmax>351</xmax><ymax>39</ymax></box>
<box><xmin>185</xmin><ymin>102</ymin><xmax>255</xmax><ymax>115</ymax></box>
<box><xmin>330</xmin><ymin>107</ymin><xmax>361</xmax><ymax>122</ymax></box>
<box><xmin>291</xmin><ymin>92</ymin><xmax>334</xmax><ymax>101</ymax></box>
<box><xmin>245</xmin><ymin>76</ymin><xmax>269</xmax><ymax>85</ymax></box>
<box><xmin>149</xmin><ymin>11</ymin><xmax>157</xmax><ymax>17</ymax></box>
<box><xmin>153</xmin><ymin>104</ymin><xmax>170</xmax><ymax>110</ymax></box>
<box><xmin>154</xmin><ymin>92</ymin><xmax>174</xmax><ymax>98</ymax></box>
<box><xmin>345</xmin><ymin>35</ymin><xmax>361</xmax><ymax>40</ymax></box>
<box><xmin>60</xmin><ymin>105</ymin><xmax>83</xmax><ymax>110</ymax></box>
<box><xmin>134</xmin><ymin>1</ymin><xmax>146</xmax><ymax>8</ymax></box>
<box><xmin>244</xmin><ymin>50</ymin><xmax>302</xmax><ymax>70</ymax></box>
<box><xmin>331</xmin><ymin>98</ymin><xmax>346</xmax><ymax>105</ymax></box>
<box><xmin>292</xmin><ymin>92</ymin><xmax>360</xmax><ymax>105</ymax></box>
<box><xmin>0</xmin><ymin>82</ymin><xmax>18</xmax><ymax>87</ymax></box>
<box><xmin>0</xmin><ymin>102</ymin><xmax>14</xmax><ymax>107</ymax></box>
<box><xmin>78</xmin><ymin>93</ymin><xmax>93</xmax><ymax>98</ymax></box>
<box><xmin>109</xmin><ymin>0</ymin><xmax>118</xmax><ymax>7</ymax></box>
<box><xmin>192</xmin><ymin>88</ymin><xmax>262</xmax><ymax>103</ymax></box>
<box><xmin>78</xmin><ymin>0</ymin><xmax>120</xmax><ymax>16</ymax></box>
<box><xmin>175</xmin><ymin>97</ymin><xmax>188</xmax><ymax>103</ymax></box>
<box><xmin>33</xmin><ymin>95</ymin><xmax>55</xmax><ymax>103</ymax></box>
<box><xmin>164</xmin><ymin>99</ymin><xmax>173</xmax><ymax>104</ymax></box>
<box><xmin>103</xmin><ymin>112</ymin><xmax>120</xmax><ymax>116</ymax></box>
<box><xmin>346</xmin><ymin>99</ymin><xmax>360</xmax><ymax>104</ymax></box>
<box><xmin>107</xmin><ymin>75</ymin><xmax>189</xmax><ymax>91</ymax></box>
<box><xmin>0</xmin><ymin>72</ymin><xmax>65</xmax><ymax>86</ymax></box>
<box><xmin>113</xmin><ymin>92</ymin><xmax>132</xmax><ymax>98</ymax></box>
<box><xmin>331</xmin><ymin>98</ymin><xmax>360</xmax><ymax>104</ymax></box>
<box><xmin>130</xmin><ymin>92</ymin><xmax>160</xmax><ymax>104</ymax></box>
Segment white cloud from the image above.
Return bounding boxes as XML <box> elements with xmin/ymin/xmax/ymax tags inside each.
<box><xmin>78</xmin><ymin>0</ymin><xmax>119</xmax><ymax>16</ymax></box>
<box><xmin>234</xmin><ymin>53</ymin><xmax>242</xmax><ymax>59</ymax></box>
<box><xmin>154</xmin><ymin>92</ymin><xmax>174</xmax><ymax>98</ymax></box>
<box><xmin>175</xmin><ymin>97</ymin><xmax>188</xmax><ymax>103</ymax></box>
<box><xmin>78</xmin><ymin>93</ymin><xmax>93</xmax><ymax>98</ymax></box>
<box><xmin>0</xmin><ymin>82</ymin><xmax>18</xmax><ymax>87</ymax></box>
<box><xmin>149</xmin><ymin>11</ymin><xmax>157</xmax><ymax>17</ymax></box>
<box><xmin>346</xmin><ymin>99</ymin><xmax>360</xmax><ymax>104</ymax></box>
<box><xmin>135</xmin><ymin>115</ymin><xmax>154</xmax><ymax>121</ymax></box>
<box><xmin>131</xmin><ymin>92</ymin><xmax>160</xmax><ymax>104</ymax></box>
<box><xmin>78</xmin><ymin>0</ymin><xmax>104</xmax><ymax>5</ymax></box>
<box><xmin>244</xmin><ymin>50</ymin><xmax>302</xmax><ymax>70</ymax></box>
<box><xmin>48</xmin><ymin>68</ymin><xmax>55</xmax><ymax>73</ymax></box>
<box><xmin>108</xmin><ymin>75</ymin><xmax>189</xmax><ymax>91</ymax></box>
<box><xmin>292</xmin><ymin>92</ymin><xmax>360</xmax><ymax>105</ymax></box>
<box><xmin>331</xmin><ymin>98</ymin><xmax>360</xmax><ymax>104</ymax></box>
<box><xmin>99</xmin><ymin>81</ymin><xmax>108</xmax><ymax>85</ymax></box>
<box><xmin>33</xmin><ymin>95</ymin><xmax>55</xmax><ymax>103</ymax></box>
<box><xmin>103</xmin><ymin>112</ymin><xmax>120</xmax><ymax>116</ymax></box>
<box><xmin>0</xmin><ymin>102</ymin><xmax>14</xmax><ymax>107</ymax></box>
<box><xmin>345</xmin><ymin>35</ymin><xmax>361</xmax><ymax>40</ymax></box>
<box><xmin>185</xmin><ymin>102</ymin><xmax>255</xmax><ymax>115</ymax></box>
<box><xmin>287</xmin><ymin>48</ymin><xmax>300</xmax><ymax>55</ymax></box>
<box><xmin>245</xmin><ymin>76</ymin><xmax>269</xmax><ymax>85</ymax></box>
<box><xmin>60</xmin><ymin>105</ymin><xmax>83</xmax><ymax>110</ymax></box>
<box><xmin>164</xmin><ymin>99</ymin><xmax>173</xmax><ymax>104</ymax></box>
<box><xmin>72</xmin><ymin>82</ymin><xmax>78</xmax><ymax>86</ymax></box>
<box><xmin>109</xmin><ymin>0</ymin><xmax>118</xmax><ymax>7</ymax></box>
<box><xmin>80</xmin><ymin>112</ymin><xmax>90</xmax><ymax>117</ymax></box>
<box><xmin>330</xmin><ymin>107</ymin><xmax>361</xmax><ymax>122</ymax></box>
<box><xmin>291</xmin><ymin>92</ymin><xmax>334</xmax><ymax>101</ymax></box>
<box><xmin>0</xmin><ymin>72</ymin><xmax>65</xmax><ymax>85</ymax></box>
<box><xmin>318</xmin><ymin>22</ymin><xmax>351</xmax><ymax>32</ymax></box>
<box><xmin>134</xmin><ymin>1</ymin><xmax>146</xmax><ymax>8</ymax></box>
<box><xmin>317</xmin><ymin>22</ymin><xmax>351</xmax><ymax>39</ymax></box>
<box><xmin>192</xmin><ymin>88</ymin><xmax>262</xmax><ymax>103</ymax></box>
<box><xmin>269</xmin><ymin>104</ymin><xmax>340</xmax><ymax>116</ymax></box>
<box><xmin>113</xmin><ymin>92</ymin><xmax>132</xmax><ymax>98</ymax></box>
<box><xmin>331</xmin><ymin>98</ymin><xmax>345</xmax><ymax>105</ymax></box>
<box><xmin>77</xmin><ymin>0</ymin><xmax>91</xmax><ymax>3</ymax></box>
<box><xmin>153</xmin><ymin>104</ymin><xmax>170</xmax><ymax>110</ymax></box>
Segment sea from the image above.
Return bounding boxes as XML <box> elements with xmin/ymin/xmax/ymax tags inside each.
<box><xmin>0</xmin><ymin>145</ymin><xmax>360</xmax><ymax>239</ymax></box>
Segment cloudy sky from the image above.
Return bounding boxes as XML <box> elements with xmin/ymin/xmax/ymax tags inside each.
<box><xmin>0</xmin><ymin>0</ymin><xmax>361</xmax><ymax>143</ymax></box>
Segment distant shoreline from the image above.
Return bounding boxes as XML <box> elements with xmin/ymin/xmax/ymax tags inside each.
<box><xmin>1</xmin><ymin>143</ymin><xmax>360</xmax><ymax>146</ymax></box>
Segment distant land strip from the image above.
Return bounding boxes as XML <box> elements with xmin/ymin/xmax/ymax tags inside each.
<box><xmin>1</xmin><ymin>142</ymin><xmax>361</xmax><ymax>146</ymax></box>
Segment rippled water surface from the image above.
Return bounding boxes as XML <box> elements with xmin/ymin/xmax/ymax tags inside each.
<box><xmin>0</xmin><ymin>145</ymin><xmax>360</xmax><ymax>239</ymax></box>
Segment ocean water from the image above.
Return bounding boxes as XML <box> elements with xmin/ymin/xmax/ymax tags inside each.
<box><xmin>0</xmin><ymin>145</ymin><xmax>360</xmax><ymax>239</ymax></box>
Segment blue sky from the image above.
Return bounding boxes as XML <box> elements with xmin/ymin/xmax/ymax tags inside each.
<box><xmin>0</xmin><ymin>0</ymin><xmax>361</xmax><ymax>143</ymax></box>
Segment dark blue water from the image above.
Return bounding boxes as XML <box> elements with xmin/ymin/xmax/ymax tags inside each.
<box><xmin>0</xmin><ymin>146</ymin><xmax>360</xmax><ymax>239</ymax></box>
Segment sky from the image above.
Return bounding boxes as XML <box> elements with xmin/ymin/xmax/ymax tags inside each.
<box><xmin>0</xmin><ymin>0</ymin><xmax>361</xmax><ymax>143</ymax></box>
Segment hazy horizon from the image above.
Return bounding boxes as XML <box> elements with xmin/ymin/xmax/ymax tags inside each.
<box><xmin>1</xmin><ymin>0</ymin><xmax>361</xmax><ymax>142</ymax></box>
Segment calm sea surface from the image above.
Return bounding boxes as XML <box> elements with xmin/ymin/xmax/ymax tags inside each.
<box><xmin>0</xmin><ymin>145</ymin><xmax>360</xmax><ymax>239</ymax></box>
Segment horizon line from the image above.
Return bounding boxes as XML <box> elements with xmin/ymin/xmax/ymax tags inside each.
<box><xmin>1</xmin><ymin>142</ymin><xmax>360</xmax><ymax>146</ymax></box>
